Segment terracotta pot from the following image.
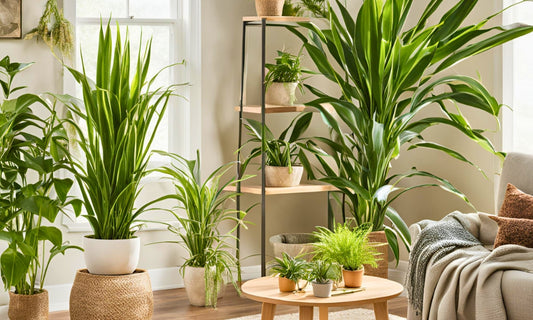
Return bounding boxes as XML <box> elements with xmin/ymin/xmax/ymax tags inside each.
<box><xmin>183</xmin><ymin>266</ymin><xmax>225</xmax><ymax>307</ymax></box>
<box><xmin>83</xmin><ymin>236</ymin><xmax>140</xmax><ymax>275</ymax></box>
<box><xmin>265</xmin><ymin>166</ymin><xmax>303</xmax><ymax>187</ymax></box>
<box><xmin>8</xmin><ymin>290</ymin><xmax>48</xmax><ymax>320</ymax></box>
<box><xmin>69</xmin><ymin>269</ymin><xmax>153</xmax><ymax>320</ymax></box>
<box><xmin>255</xmin><ymin>0</ymin><xmax>285</xmax><ymax>16</ymax></box>
<box><xmin>266</xmin><ymin>82</ymin><xmax>298</xmax><ymax>105</ymax></box>
<box><xmin>278</xmin><ymin>277</ymin><xmax>296</xmax><ymax>292</ymax></box>
<box><xmin>269</xmin><ymin>233</ymin><xmax>315</xmax><ymax>261</ymax></box>
<box><xmin>364</xmin><ymin>231</ymin><xmax>388</xmax><ymax>278</ymax></box>
<box><xmin>312</xmin><ymin>280</ymin><xmax>333</xmax><ymax>298</ymax></box>
<box><xmin>342</xmin><ymin>268</ymin><xmax>364</xmax><ymax>288</ymax></box>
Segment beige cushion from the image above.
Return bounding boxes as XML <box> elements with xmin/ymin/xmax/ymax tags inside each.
<box><xmin>497</xmin><ymin>153</ymin><xmax>533</xmax><ymax>213</ymax></box>
<box><xmin>501</xmin><ymin>270</ymin><xmax>533</xmax><ymax>320</ymax></box>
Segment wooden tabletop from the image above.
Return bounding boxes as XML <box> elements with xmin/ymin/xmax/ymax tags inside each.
<box><xmin>241</xmin><ymin>276</ymin><xmax>404</xmax><ymax>307</ymax></box>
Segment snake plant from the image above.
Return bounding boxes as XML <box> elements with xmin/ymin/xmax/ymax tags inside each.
<box><xmin>288</xmin><ymin>0</ymin><xmax>533</xmax><ymax>261</ymax></box>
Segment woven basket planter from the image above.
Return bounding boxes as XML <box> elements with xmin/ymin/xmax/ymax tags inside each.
<box><xmin>255</xmin><ymin>0</ymin><xmax>285</xmax><ymax>16</ymax></box>
<box><xmin>364</xmin><ymin>231</ymin><xmax>388</xmax><ymax>278</ymax></box>
<box><xmin>70</xmin><ymin>269</ymin><xmax>153</xmax><ymax>320</ymax></box>
<box><xmin>8</xmin><ymin>290</ymin><xmax>48</xmax><ymax>320</ymax></box>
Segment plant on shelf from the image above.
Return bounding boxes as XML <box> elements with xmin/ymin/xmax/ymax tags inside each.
<box><xmin>265</xmin><ymin>50</ymin><xmax>309</xmax><ymax>106</ymax></box>
<box><xmin>288</xmin><ymin>0</ymin><xmax>533</xmax><ymax>263</ymax></box>
<box><xmin>313</xmin><ymin>223</ymin><xmax>379</xmax><ymax>288</ymax></box>
<box><xmin>152</xmin><ymin>151</ymin><xmax>250</xmax><ymax>308</ymax></box>
<box><xmin>269</xmin><ymin>252</ymin><xmax>309</xmax><ymax>292</ymax></box>
<box><xmin>240</xmin><ymin>112</ymin><xmax>312</xmax><ymax>187</ymax></box>
<box><xmin>60</xmin><ymin>22</ymin><xmax>181</xmax><ymax>275</ymax></box>
<box><xmin>283</xmin><ymin>0</ymin><xmax>328</xmax><ymax>18</ymax></box>
<box><xmin>308</xmin><ymin>260</ymin><xmax>341</xmax><ymax>297</ymax></box>
<box><xmin>0</xmin><ymin>56</ymin><xmax>81</xmax><ymax>319</ymax></box>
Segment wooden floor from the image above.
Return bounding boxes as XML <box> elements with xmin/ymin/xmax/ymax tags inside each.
<box><xmin>50</xmin><ymin>286</ymin><xmax>407</xmax><ymax>320</ymax></box>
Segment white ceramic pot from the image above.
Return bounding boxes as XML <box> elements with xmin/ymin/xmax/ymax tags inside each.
<box><xmin>183</xmin><ymin>266</ymin><xmax>224</xmax><ymax>307</ymax></box>
<box><xmin>255</xmin><ymin>0</ymin><xmax>285</xmax><ymax>16</ymax></box>
<box><xmin>265</xmin><ymin>166</ymin><xmax>303</xmax><ymax>187</ymax></box>
<box><xmin>266</xmin><ymin>82</ymin><xmax>298</xmax><ymax>106</ymax></box>
<box><xmin>83</xmin><ymin>236</ymin><xmax>140</xmax><ymax>275</ymax></box>
<box><xmin>312</xmin><ymin>280</ymin><xmax>333</xmax><ymax>298</ymax></box>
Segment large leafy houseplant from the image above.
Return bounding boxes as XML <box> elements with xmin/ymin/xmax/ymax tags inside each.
<box><xmin>0</xmin><ymin>57</ymin><xmax>80</xmax><ymax>303</ymax></box>
<box><xmin>153</xmin><ymin>151</ymin><xmax>249</xmax><ymax>307</ymax></box>
<box><xmin>289</xmin><ymin>0</ymin><xmax>533</xmax><ymax>261</ymax></box>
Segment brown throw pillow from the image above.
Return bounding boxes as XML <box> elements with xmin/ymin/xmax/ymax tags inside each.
<box><xmin>489</xmin><ymin>216</ymin><xmax>533</xmax><ymax>249</ymax></box>
<box><xmin>499</xmin><ymin>183</ymin><xmax>533</xmax><ymax>219</ymax></box>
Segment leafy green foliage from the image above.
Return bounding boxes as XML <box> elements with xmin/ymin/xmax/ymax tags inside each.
<box><xmin>240</xmin><ymin>112</ymin><xmax>313</xmax><ymax>174</ymax></box>
<box><xmin>152</xmin><ymin>151</ymin><xmax>249</xmax><ymax>307</ymax></box>
<box><xmin>289</xmin><ymin>0</ymin><xmax>533</xmax><ymax>262</ymax></box>
<box><xmin>265</xmin><ymin>50</ymin><xmax>305</xmax><ymax>85</ymax></box>
<box><xmin>308</xmin><ymin>260</ymin><xmax>341</xmax><ymax>284</ymax></box>
<box><xmin>283</xmin><ymin>0</ymin><xmax>328</xmax><ymax>18</ymax></box>
<box><xmin>283</xmin><ymin>0</ymin><xmax>304</xmax><ymax>16</ymax></box>
<box><xmin>0</xmin><ymin>56</ymin><xmax>81</xmax><ymax>295</ymax></box>
<box><xmin>62</xmin><ymin>23</ymin><xmax>182</xmax><ymax>239</ymax></box>
<box><xmin>269</xmin><ymin>252</ymin><xmax>309</xmax><ymax>290</ymax></box>
<box><xmin>313</xmin><ymin>223</ymin><xmax>379</xmax><ymax>271</ymax></box>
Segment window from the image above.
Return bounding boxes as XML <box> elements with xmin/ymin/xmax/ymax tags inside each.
<box><xmin>502</xmin><ymin>0</ymin><xmax>533</xmax><ymax>153</ymax></box>
<box><xmin>61</xmin><ymin>0</ymin><xmax>201</xmax><ymax>231</ymax></box>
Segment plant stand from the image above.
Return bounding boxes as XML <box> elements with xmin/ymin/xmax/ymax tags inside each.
<box><xmin>69</xmin><ymin>269</ymin><xmax>153</xmax><ymax>320</ymax></box>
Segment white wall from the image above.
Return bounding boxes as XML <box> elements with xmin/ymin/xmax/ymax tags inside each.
<box><xmin>1</xmin><ymin>0</ymin><xmax>508</xmax><ymax>310</ymax></box>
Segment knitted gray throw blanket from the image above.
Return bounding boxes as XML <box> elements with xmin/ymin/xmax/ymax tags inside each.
<box><xmin>406</xmin><ymin>215</ymin><xmax>481</xmax><ymax>316</ymax></box>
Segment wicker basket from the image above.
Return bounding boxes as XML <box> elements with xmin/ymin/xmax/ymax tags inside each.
<box><xmin>364</xmin><ymin>231</ymin><xmax>389</xmax><ymax>278</ymax></box>
<box><xmin>69</xmin><ymin>269</ymin><xmax>153</xmax><ymax>320</ymax></box>
<box><xmin>255</xmin><ymin>0</ymin><xmax>285</xmax><ymax>16</ymax></box>
<box><xmin>8</xmin><ymin>290</ymin><xmax>48</xmax><ymax>320</ymax></box>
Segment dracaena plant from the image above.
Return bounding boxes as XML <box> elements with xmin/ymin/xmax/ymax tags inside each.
<box><xmin>61</xmin><ymin>23</ymin><xmax>181</xmax><ymax>239</ymax></box>
<box><xmin>288</xmin><ymin>0</ymin><xmax>533</xmax><ymax>261</ymax></box>
<box><xmin>0</xmin><ymin>56</ymin><xmax>81</xmax><ymax>295</ymax></box>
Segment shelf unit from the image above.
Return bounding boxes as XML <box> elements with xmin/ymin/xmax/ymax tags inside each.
<box><xmin>235</xmin><ymin>16</ymin><xmax>336</xmax><ymax>277</ymax></box>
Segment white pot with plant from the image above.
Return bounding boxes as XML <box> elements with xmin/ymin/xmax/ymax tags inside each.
<box><xmin>312</xmin><ymin>223</ymin><xmax>379</xmax><ymax>288</ymax></box>
<box><xmin>62</xmin><ymin>22</ymin><xmax>180</xmax><ymax>275</ymax></box>
<box><xmin>255</xmin><ymin>0</ymin><xmax>285</xmax><ymax>16</ymax></box>
<box><xmin>152</xmin><ymin>151</ymin><xmax>249</xmax><ymax>307</ymax></box>
<box><xmin>240</xmin><ymin>113</ymin><xmax>312</xmax><ymax>187</ymax></box>
<box><xmin>0</xmin><ymin>57</ymin><xmax>82</xmax><ymax>319</ymax></box>
<box><xmin>269</xmin><ymin>253</ymin><xmax>309</xmax><ymax>292</ymax></box>
<box><xmin>265</xmin><ymin>50</ymin><xmax>308</xmax><ymax>106</ymax></box>
<box><xmin>308</xmin><ymin>260</ymin><xmax>341</xmax><ymax>298</ymax></box>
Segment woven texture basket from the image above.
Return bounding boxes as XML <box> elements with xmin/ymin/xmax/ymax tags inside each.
<box><xmin>364</xmin><ymin>231</ymin><xmax>389</xmax><ymax>279</ymax></box>
<box><xmin>255</xmin><ymin>0</ymin><xmax>284</xmax><ymax>16</ymax></box>
<box><xmin>8</xmin><ymin>290</ymin><xmax>49</xmax><ymax>320</ymax></box>
<box><xmin>69</xmin><ymin>269</ymin><xmax>153</xmax><ymax>320</ymax></box>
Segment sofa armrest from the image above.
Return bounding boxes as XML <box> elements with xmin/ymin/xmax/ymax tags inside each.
<box><xmin>409</xmin><ymin>223</ymin><xmax>422</xmax><ymax>249</ymax></box>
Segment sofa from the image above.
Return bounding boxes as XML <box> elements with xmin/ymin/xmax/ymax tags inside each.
<box><xmin>407</xmin><ymin>152</ymin><xmax>533</xmax><ymax>320</ymax></box>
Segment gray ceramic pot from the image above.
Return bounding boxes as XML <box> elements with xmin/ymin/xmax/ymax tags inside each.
<box><xmin>312</xmin><ymin>280</ymin><xmax>333</xmax><ymax>298</ymax></box>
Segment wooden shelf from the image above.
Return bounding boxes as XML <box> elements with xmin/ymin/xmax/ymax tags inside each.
<box><xmin>234</xmin><ymin>104</ymin><xmax>314</xmax><ymax>114</ymax></box>
<box><xmin>243</xmin><ymin>16</ymin><xmax>310</xmax><ymax>23</ymax></box>
<box><xmin>225</xmin><ymin>184</ymin><xmax>337</xmax><ymax>195</ymax></box>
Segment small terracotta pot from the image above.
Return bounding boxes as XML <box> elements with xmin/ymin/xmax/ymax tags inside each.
<box><xmin>255</xmin><ymin>0</ymin><xmax>285</xmax><ymax>16</ymax></box>
<box><xmin>342</xmin><ymin>268</ymin><xmax>364</xmax><ymax>288</ymax></box>
<box><xmin>8</xmin><ymin>290</ymin><xmax>49</xmax><ymax>320</ymax></box>
<box><xmin>278</xmin><ymin>277</ymin><xmax>296</xmax><ymax>292</ymax></box>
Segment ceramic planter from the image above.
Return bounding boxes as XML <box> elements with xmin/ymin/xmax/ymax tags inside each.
<box><xmin>69</xmin><ymin>269</ymin><xmax>153</xmax><ymax>320</ymax></box>
<box><xmin>365</xmin><ymin>230</ymin><xmax>389</xmax><ymax>278</ymax></box>
<box><xmin>342</xmin><ymin>268</ymin><xmax>364</xmax><ymax>288</ymax></box>
<box><xmin>312</xmin><ymin>280</ymin><xmax>333</xmax><ymax>298</ymax></box>
<box><xmin>8</xmin><ymin>290</ymin><xmax>48</xmax><ymax>320</ymax></box>
<box><xmin>278</xmin><ymin>277</ymin><xmax>296</xmax><ymax>292</ymax></box>
<box><xmin>265</xmin><ymin>165</ymin><xmax>303</xmax><ymax>187</ymax></box>
<box><xmin>266</xmin><ymin>82</ymin><xmax>298</xmax><ymax>106</ymax></box>
<box><xmin>269</xmin><ymin>233</ymin><xmax>315</xmax><ymax>261</ymax></box>
<box><xmin>83</xmin><ymin>236</ymin><xmax>140</xmax><ymax>275</ymax></box>
<box><xmin>255</xmin><ymin>0</ymin><xmax>285</xmax><ymax>16</ymax></box>
<box><xmin>183</xmin><ymin>266</ymin><xmax>224</xmax><ymax>307</ymax></box>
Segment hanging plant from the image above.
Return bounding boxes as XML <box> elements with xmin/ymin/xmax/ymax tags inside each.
<box><xmin>25</xmin><ymin>0</ymin><xmax>74</xmax><ymax>59</ymax></box>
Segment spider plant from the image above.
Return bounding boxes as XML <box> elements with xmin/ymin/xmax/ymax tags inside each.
<box><xmin>288</xmin><ymin>0</ymin><xmax>533</xmax><ymax>261</ymax></box>
<box><xmin>265</xmin><ymin>50</ymin><xmax>305</xmax><ymax>87</ymax></box>
<box><xmin>269</xmin><ymin>252</ymin><xmax>309</xmax><ymax>291</ymax></box>
<box><xmin>308</xmin><ymin>260</ymin><xmax>341</xmax><ymax>284</ymax></box>
<box><xmin>152</xmin><ymin>150</ymin><xmax>249</xmax><ymax>308</ymax></box>
<box><xmin>61</xmin><ymin>22</ymin><xmax>179</xmax><ymax>240</ymax></box>
<box><xmin>0</xmin><ymin>56</ymin><xmax>81</xmax><ymax>295</ymax></box>
<box><xmin>313</xmin><ymin>223</ymin><xmax>378</xmax><ymax>271</ymax></box>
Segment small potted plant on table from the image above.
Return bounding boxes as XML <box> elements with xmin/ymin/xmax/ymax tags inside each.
<box><xmin>265</xmin><ymin>50</ymin><xmax>308</xmax><ymax>106</ymax></box>
<box><xmin>313</xmin><ymin>223</ymin><xmax>379</xmax><ymax>288</ymax></box>
<box><xmin>308</xmin><ymin>260</ymin><xmax>341</xmax><ymax>298</ymax></box>
<box><xmin>269</xmin><ymin>252</ymin><xmax>309</xmax><ymax>292</ymax></box>
<box><xmin>241</xmin><ymin>112</ymin><xmax>312</xmax><ymax>187</ymax></box>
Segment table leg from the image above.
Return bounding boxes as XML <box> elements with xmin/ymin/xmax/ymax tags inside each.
<box><xmin>319</xmin><ymin>306</ymin><xmax>329</xmax><ymax>320</ymax></box>
<box><xmin>299</xmin><ymin>305</ymin><xmax>313</xmax><ymax>320</ymax></box>
<box><xmin>373</xmin><ymin>301</ymin><xmax>389</xmax><ymax>320</ymax></box>
<box><xmin>261</xmin><ymin>302</ymin><xmax>276</xmax><ymax>320</ymax></box>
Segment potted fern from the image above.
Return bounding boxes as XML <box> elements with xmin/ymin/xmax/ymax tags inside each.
<box><xmin>308</xmin><ymin>260</ymin><xmax>341</xmax><ymax>298</ymax></box>
<box><xmin>265</xmin><ymin>50</ymin><xmax>307</xmax><ymax>106</ymax></box>
<box><xmin>241</xmin><ymin>112</ymin><xmax>312</xmax><ymax>187</ymax></box>
<box><xmin>62</xmin><ymin>22</ymin><xmax>177</xmax><ymax>275</ymax></box>
<box><xmin>152</xmin><ymin>151</ymin><xmax>249</xmax><ymax>307</ymax></box>
<box><xmin>269</xmin><ymin>252</ymin><xmax>309</xmax><ymax>292</ymax></box>
<box><xmin>313</xmin><ymin>223</ymin><xmax>379</xmax><ymax>288</ymax></box>
<box><xmin>0</xmin><ymin>57</ymin><xmax>81</xmax><ymax>319</ymax></box>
